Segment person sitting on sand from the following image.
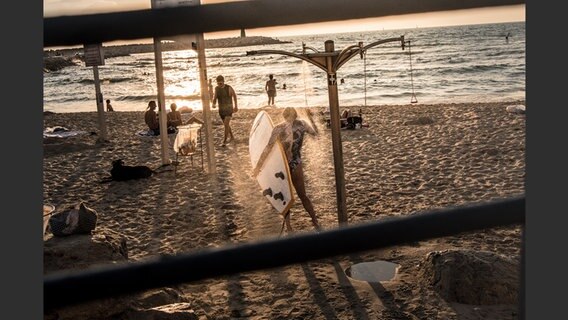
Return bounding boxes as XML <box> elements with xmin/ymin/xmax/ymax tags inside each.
<box><xmin>144</xmin><ymin>100</ymin><xmax>160</xmax><ymax>135</ymax></box>
<box><xmin>252</xmin><ymin>107</ymin><xmax>321</xmax><ymax>233</ymax></box>
<box><xmin>167</xmin><ymin>103</ymin><xmax>183</xmax><ymax>128</ymax></box>
<box><xmin>339</xmin><ymin>108</ymin><xmax>362</xmax><ymax>129</ymax></box>
<box><xmin>106</xmin><ymin>99</ymin><xmax>114</xmax><ymax>112</ymax></box>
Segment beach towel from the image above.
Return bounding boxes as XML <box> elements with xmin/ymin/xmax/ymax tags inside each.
<box><xmin>44</xmin><ymin>126</ymin><xmax>88</xmax><ymax>138</ymax></box>
<box><xmin>137</xmin><ymin>129</ymin><xmax>158</xmax><ymax>137</ymax></box>
<box><xmin>137</xmin><ymin>127</ymin><xmax>178</xmax><ymax>137</ymax></box>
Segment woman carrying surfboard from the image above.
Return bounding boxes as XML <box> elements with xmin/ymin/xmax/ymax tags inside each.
<box><xmin>252</xmin><ymin>107</ymin><xmax>321</xmax><ymax>232</ymax></box>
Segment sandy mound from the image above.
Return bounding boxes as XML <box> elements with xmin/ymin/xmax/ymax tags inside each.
<box><xmin>419</xmin><ymin>249</ymin><xmax>520</xmax><ymax>305</ymax></box>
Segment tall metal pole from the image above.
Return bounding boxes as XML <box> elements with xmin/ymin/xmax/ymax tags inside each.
<box><xmin>324</xmin><ymin>40</ymin><xmax>348</xmax><ymax>225</ymax></box>
<box><xmin>92</xmin><ymin>65</ymin><xmax>108</xmax><ymax>142</ymax></box>
<box><xmin>195</xmin><ymin>33</ymin><xmax>217</xmax><ymax>175</ymax></box>
<box><xmin>153</xmin><ymin>37</ymin><xmax>170</xmax><ymax>165</ymax></box>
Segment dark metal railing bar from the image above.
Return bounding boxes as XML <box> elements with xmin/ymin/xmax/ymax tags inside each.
<box><xmin>44</xmin><ymin>0</ymin><xmax>524</xmax><ymax>47</ymax></box>
<box><xmin>44</xmin><ymin>196</ymin><xmax>524</xmax><ymax>310</ymax></box>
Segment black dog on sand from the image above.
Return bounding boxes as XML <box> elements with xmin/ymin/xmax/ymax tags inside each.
<box><xmin>100</xmin><ymin>159</ymin><xmax>155</xmax><ymax>182</ymax></box>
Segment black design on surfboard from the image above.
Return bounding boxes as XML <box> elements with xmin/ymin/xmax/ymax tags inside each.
<box><xmin>274</xmin><ymin>192</ymin><xmax>284</xmax><ymax>201</ymax></box>
<box><xmin>262</xmin><ymin>188</ymin><xmax>287</xmax><ymax>205</ymax></box>
<box><xmin>275</xmin><ymin>171</ymin><xmax>285</xmax><ymax>180</ymax></box>
<box><xmin>262</xmin><ymin>188</ymin><xmax>273</xmax><ymax>197</ymax></box>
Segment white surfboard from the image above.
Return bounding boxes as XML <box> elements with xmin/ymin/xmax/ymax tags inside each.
<box><xmin>249</xmin><ymin>111</ymin><xmax>294</xmax><ymax>216</ymax></box>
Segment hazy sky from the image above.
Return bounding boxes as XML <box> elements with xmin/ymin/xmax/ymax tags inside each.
<box><xmin>43</xmin><ymin>1</ymin><xmax>525</xmax><ymax>39</ymax></box>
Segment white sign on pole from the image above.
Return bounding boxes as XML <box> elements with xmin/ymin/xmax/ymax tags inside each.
<box><xmin>83</xmin><ymin>44</ymin><xmax>104</xmax><ymax>67</ymax></box>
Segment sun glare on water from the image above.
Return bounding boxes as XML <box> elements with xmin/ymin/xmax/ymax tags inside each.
<box><xmin>161</xmin><ymin>49</ymin><xmax>203</xmax><ymax>110</ymax></box>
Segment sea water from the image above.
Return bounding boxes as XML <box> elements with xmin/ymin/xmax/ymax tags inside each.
<box><xmin>43</xmin><ymin>22</ymin><xmax>525</xmax><ymax>113</ymax></box>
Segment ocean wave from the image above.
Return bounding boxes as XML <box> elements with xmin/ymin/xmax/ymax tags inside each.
<box><xmin>44</xmin><ymin>22</ymin><xmax>525</xmax><ymax>113</ymax></box>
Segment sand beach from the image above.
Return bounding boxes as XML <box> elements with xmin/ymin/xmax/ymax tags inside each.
<box><xmin>43</xmin><ymin>101</ymin><xmax>525</xmax><ymax>319</ymax></box>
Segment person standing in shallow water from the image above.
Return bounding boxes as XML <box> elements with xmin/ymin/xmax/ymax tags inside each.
<box><xmin>265</xmin><ymin>74</ymin><xmax>277</xmax><ymax>106</ymax></box>
<box><xmin>212</xmin><ymin>75</ymin><xmax>238</xmax><ymax>145</ymax></box>
<box><xmin>252</xmin><ymin>107</ymin><xmax>321</xmax><ymax>233</ymax></box>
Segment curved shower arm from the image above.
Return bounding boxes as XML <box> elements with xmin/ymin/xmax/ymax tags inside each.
<box><xmin>335</xmin><ymin>36</ymin><xmax>405</xmax><ymax>70</ymax></box>
<box><xmin>362</xmin><ymin>36</ymin><xmax>405</xmax><ymax>52</ymax></box>
<box><xmin>302</xmin><ymin>42</ymin><xmax>320</xmax><ymax>54</ymax></box>
<box><xmin>246</xmin><ymin>49</ymin><xmax>328</xmax><ymax>72</ymax></box>
<box><xmin>334</xmin><ymin>42</ymin><xmax>364</xmax><ymax>70</ymax></box>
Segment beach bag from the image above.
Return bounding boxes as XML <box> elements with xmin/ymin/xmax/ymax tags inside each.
<box><xmin>49</xmin><ymin>202</ymin><xmax>98</xmax><ymax>237</ymax></box>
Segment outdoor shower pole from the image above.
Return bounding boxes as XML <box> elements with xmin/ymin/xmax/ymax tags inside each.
<box><xmin>324</xmin><ymin>40</ymin><xmax>348</xmax><ymax>225</ymax></box>
<box><xmin>246</xmin><ymin>36</ymin><xmax>404</xmax><ymax>226</ymax></box>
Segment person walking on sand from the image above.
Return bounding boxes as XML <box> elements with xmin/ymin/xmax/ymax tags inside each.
<box><xmin>144</xmin><ymin>100</ymin><xmax>160</xmax><ymax>135</ymax></box>
<box><xmin>252</xmin><ymin>107</ymin><xmax>321</xmax><ymax>233</ymax></box>
<box><xmin>212</xmin><ymin>75</ymin><xmax>238</xmax><ymax>145</ymax></box>
<box><xmin>106</xmin><ymin>99</ymin><xmax>114</xmax><ymax>112</ymax></box>
<box><xmin>265</xmin><ymin>74</ymin><xmax>277</xmax><ymax>106</ymax></box>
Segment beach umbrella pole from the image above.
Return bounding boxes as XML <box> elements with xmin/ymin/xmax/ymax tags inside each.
<box><xmin>195</xmin><ymin>32</ymin><xmax>217</xmax><ymax>174</ymax></box>
<box><xmin>152</xmin><ymin>37</ymin><xmax>170</xmax><ymax>165</ymax></box>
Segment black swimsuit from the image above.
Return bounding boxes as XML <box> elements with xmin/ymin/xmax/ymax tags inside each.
<box><xmin>215</xmin><ymin>85</ymin><xmax>234</xmax><ymax>120</ymax></box>
<box><xmin>272</xmin><ymin>119</ymin><xmax>312</xmax><ymax>171</ymax></box>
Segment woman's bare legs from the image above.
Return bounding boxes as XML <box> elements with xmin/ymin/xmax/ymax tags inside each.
<box><xmin>290</xmin><ymin>163</ymin><xmax>321</xmax><ymax>230</ymax></box>
<box><xmin>279</xmin><ymin>210</ymin><xmax>294</xmax><ymax>236</ymax></box>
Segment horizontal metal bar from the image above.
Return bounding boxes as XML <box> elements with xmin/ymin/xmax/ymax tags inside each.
<box><xmin>44</xmin><ymin>196</ymin><xmax>524</xmax><ymax>310</ymax></box>
<box><xmin>44</xmin><ymin>0</ymin><xmax>524</xmax><ymax>47</ymax></box>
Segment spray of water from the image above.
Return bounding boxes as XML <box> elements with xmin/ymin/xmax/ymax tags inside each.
<box><xmin>301</xmin><ymin>61</ymin><xmax>315</xmax><ymax>107</ymax></box>
<box><xmin>296</xmin><ymin>106</ymin><xmax>335</xmax><ymax>222</ymax></box>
